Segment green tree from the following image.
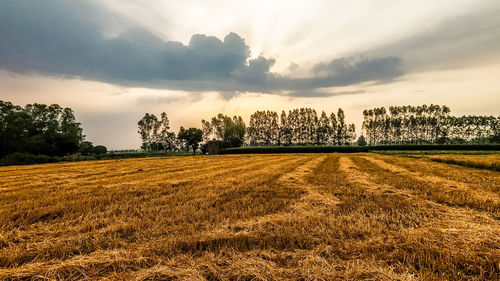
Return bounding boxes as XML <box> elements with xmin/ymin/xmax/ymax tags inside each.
<box><xmin>202</xmin><ymin>114</ymin><xmax>246</xmax><ymax>147</ymax></box>
<box><xmin>201</xmin><ymin>119</ymin><xmax>213</xmax><ymax>141</ymax></box>
<box><xmin>79</xmin><ymin>141</ymin><xmax>94</xmax><ymax>155</ymax></box>
<box><xmin>356</xmin><ymin>135</ymin><xmax>367</xmax><ymax>146</ymax></box>
<box><xmin>330</xmin><ymin>112</ymin><xmax>338</xmax><ymax>145</ymax></box>
<box><xmin>316</xmin><ymin>111</ymin><xmax>331</xmax><ymax>144</ymax></box>
<box><xmin>157</xmin><ymin>112</ymin><xmax>171</xmax><ymax>147</ymax></box>
<box><xmin>225</xmin><ymin>116</ymin><xmax>246</xmax><ymax>147</ymax></box>
<box><xmin>163</xmin><ymin>131</ymin><xmax>178</xmax><ymax>151</ymax></box>
<box><xmin>137</xmin><ymin>112</ymin><xmax>172</xmax><ymax>152</ymax></box>
<box><xmin>93</xmin><ymin>145</ymin><xmax>107</xmax><ymax>155</ymax></box>
<box><xmin>0</xmin><ymin>101</ymin><xmax>84</xmax><ymax>157</ymax></box>
<box><xmin>137</xmin><ymin>113</ymin><xmax>158</xmax><ymax>151</ymax></box>
<box><xmin>336</xmin><ymin>108</ymin><xmax>346</xmax><ymax>145</ymax></box>
<box><xmin>279</xmin><ymin>110</ymin><xmax>292</xmax><ymax>146</ymax></box>
<box><xmin>177</xmin><ymin>127</ymin><xmax>203</xmax><ymax>154</ymax></box>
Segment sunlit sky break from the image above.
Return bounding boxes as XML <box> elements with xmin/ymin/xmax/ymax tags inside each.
<box><xmin>1</xmin><ymin>0</ymin><xmax>499</xmax><ymax>149</ymax></box>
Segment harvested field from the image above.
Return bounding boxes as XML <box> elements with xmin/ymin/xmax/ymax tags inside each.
<box><xmin>424</xmin><ymin>154</ymin><xmax>500</xmax><ymax>171</ymax></box>
<box><xmin>0</xmin><ymin>154</ymin><xmax>498</xmax><ymax>280</ymax></box>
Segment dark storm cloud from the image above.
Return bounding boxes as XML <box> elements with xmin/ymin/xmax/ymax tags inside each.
<box><xmin>312</xmin><ymin>57</ymin><xmax>402</xmax><ymax>80</ymax></box>
<box><xmin>234</xmin><ymin>56</ymin><xmax>276</xmax><ymax>84</ymax></box>
<box><xmin>0</xmin><ymin>0</ymin><xmax>250</xmax><ymax>82</ymax></box>
<box><xmin>277</xmin><ymin>56</ymin><xmax>404</xmax><ymax>90</ymax></box>
<box><xmin>0</xmin><ymin>0</ymin><xmax>404</xmax><ymax>96</ymax></box>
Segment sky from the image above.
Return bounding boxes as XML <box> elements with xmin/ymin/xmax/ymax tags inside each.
<box><xmin>1</xmin><ymin>0</ymin><xmax>499</xmax><ymax>149</ymax></box>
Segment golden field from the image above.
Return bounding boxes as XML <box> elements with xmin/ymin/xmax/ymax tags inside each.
<box><xmin>0</xmin><ymin>153</ymin><xmax>499</xmax><ymax>280</ymax></box>
<box><xmin>424</xmin><ymin>154</ymin><xmax>499</xmax><ymax>171</ymax></box>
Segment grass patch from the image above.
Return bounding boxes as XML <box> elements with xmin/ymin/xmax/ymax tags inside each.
<box><xmin>430</xmin><ymin>158</ymin><xmax>499</xmax><ymax>171</ymax></box>
<box><xmin>376</xmin><ymin>150</ymin><xmax>500</xmax><ymax>156</ymax></box>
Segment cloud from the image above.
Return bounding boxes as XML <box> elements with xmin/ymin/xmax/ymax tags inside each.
<box><xmin>135</xmin><ymin>93</ymin><xmax>188</xmax><ymax>105</ymax></box>
<box><xmin>285</xmin><ymin>90</ymin><xmax>366</xmax><ymax>98</ymax></box>
<box><xmin>0</xmin><ymin>1</ymin><xmax>250</xmax><ymax>81</ymax></box>
<box><xmin>0</xmin><ymin>0</ymin><xmax>404</xmax><ymax>96</ymax></box>
<box><xmin>234</xmin><ymin>56</ymin><xmax>276</xmax><ymax>84</ymax></box>
<box><xmin>312</xmin><ymin>57</ymin><xmax>402</xmax><ymax>79</ymax></box>
<box><xmin>363</xmin><ymin>4</ymin><xmax>500</xmax><ymax>71</ymax></box>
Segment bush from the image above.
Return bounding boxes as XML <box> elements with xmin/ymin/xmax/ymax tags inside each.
<box><xmin>93</xmin><ymin>145</ymin><xmax>107</xmax><ymax>155</ymax></box>
<box><xmin>0</xmin><ymin>151</ymin><xmax>182</xmax><ymax>166</ymax></box>
<box><xmin>0</xmin><ymin>153</ymin><xmax>57</xmax><ymax>166</ymax></box>
<box><xmin>356</xmin><ymin>135</ymin><xmax>367</xmax><ymax>146</ymax></box>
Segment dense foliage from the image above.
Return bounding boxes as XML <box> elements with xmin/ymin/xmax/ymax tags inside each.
<box><xmin>139</xmin><ymin>108</ymin><xmax>357</xmax><ymax>153</ymax></box>
<box><xmin>0</xmin><ymin>101</ymin><xmax>85</xmax><ymax>157</ymax></box>
<box><xmin>139</xmin><ymin>105</ymin><xmax>498</xmax><ymax>154</ymax></box>
<box><xmin>362</xmin><ymin>105</ymin><xmax>500</xmax><ymax>145</ymax></box>
<box><xmin>137</xmin><ymin>112</ymin><xmax>177</xmax><ymax>152</ymax></box>
<box><xmin>177</xmin><ymin>127</ymin><xmax>203</xmax><ymax>153</ymax></box>
<box><xmin>79</xmin><ymin>141</ymin><xmax>108</xmax><ymax>155</ymax></box>
<box><xmin>247</xmin><ymin>108</ymin><xmax>356</xmax><ymax>146</ymax></box>
<box><xmin>202</xmin><ymin>114</ymin><xmax>246</xmax><ymax>147</ymax></box>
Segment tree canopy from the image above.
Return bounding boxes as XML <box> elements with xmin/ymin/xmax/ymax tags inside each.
<box><xmin>0</xmin><ymin>100</ymin><xmax>85</xmax><ymax>157</ymax></box>
<box><xmin>201</xmin><ymin>114</ymin><xmax>246</xmax><ymax>147</ymax></box>
<box><xmin>362</xmin><ymin>105</ymin><xmax>499</xmax><ymax>145</ymax></box>
<box><xmin>137</xmin><ymin>112</ymin><xmax>176</xmax><ymax>152</ymax></box>
<box><xmin>137</xmin><ymin>104</ymin><xmax>499</xmax><ymax>155</ymax></box>
<box><xmin>177</xmin><ymin>127</ymin><xmax>203</xmax><ymax>153</ymax></box>
<box><xmin>247</xmin><ymin>108</ymin><xmax>356</xmax><ymax>146</ymax></box>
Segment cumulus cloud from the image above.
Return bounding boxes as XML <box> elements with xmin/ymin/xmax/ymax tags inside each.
<box><xmin>0</xmin><ymin>1</ymin><xmax>250</xmax><ymax>82</ymax></box>
<box><xmin>0</xmin><ymin>0</ymin><xmax>405</xmax><ymax>96</ymax></box>
<box><xmin>234</xmin><ymin>56</ymin><xmax>276</xmax><ymax>84</ymax></box>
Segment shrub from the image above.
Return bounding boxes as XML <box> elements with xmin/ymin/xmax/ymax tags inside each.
<box><xmin>93</xmin><ymin>145</ymin><xmax>107</xmax><ymax>155</ymax></box>
<box><xmin>0</xmin><ymin>153</ymin><xmax>57</xmax><ymax>166</ymax></box>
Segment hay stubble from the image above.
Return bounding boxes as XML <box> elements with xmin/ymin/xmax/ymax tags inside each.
<box><xmin>0</xmin><ymin>153</ymin><xmax>498</xmax><ymax>280</ymax></box>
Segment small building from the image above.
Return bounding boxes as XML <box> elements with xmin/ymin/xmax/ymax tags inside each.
<box><xmin>206</xmin><ymin>140</ymin><xmax>228</xmax><ymax>154</ymax></box>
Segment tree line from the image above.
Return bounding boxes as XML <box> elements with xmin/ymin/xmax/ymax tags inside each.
<box><xmin>247</xmin><ymin>108</ymin><xmax>356</xmax><ymax>146</ymax></box>
<box><xmin>137</xmin><ymin>112</ymin><xmax>246</xmax><ymax>153</ymax></box>
<box><xmin>3</xmin><ymin>99</ymin><xmax>496</xmax><ymax>162</ymax></box>
<box><xmin>0</xmin><ymin>100</ymin><xmax>107</xmax><ymax>159</ymax></box>
<box><xmin>136</xmin><ymin>112</ymin><xmax>205</xmax><ymax>153</ymax></box>
<box><xmin>137</xmin><ymin>107</ymin><xmax>356</xmax><ymax>153</ymax></box>
<box><xmin>1</xmin><ymin>100</ymin><xmax>498</xmax><ymax>160</ymax></box>
<box><xmin>362</xmin><ymin>105</ymin><xmax>500</xmax><ymax>145</ymax></box>
<box><xmin>138</xmin><ymin>104</ymin><xmax>499</xmax><ymax>153</ymax></box>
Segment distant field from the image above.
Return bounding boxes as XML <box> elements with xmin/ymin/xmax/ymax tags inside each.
<box><xmin>376</xmin><ymin>150</ymin><xmax>500</xmax><ymax>155</ymax></box>
<box><xmin>0</xmin><ymin>154</ymin><xmax>498</xmax><ymax>280</ymax></box>
<box><xmin>220</xmin><ymin>144</ymin><xmax>500</xmax><ymax>154</ymax></box>
<box><xmin>422</xmin><ymin>154</ymin><xmax>500</xmax><ymax>171</ymax></box>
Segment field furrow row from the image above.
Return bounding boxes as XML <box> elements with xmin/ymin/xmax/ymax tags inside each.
<box><xmin>0</xmin><ymin>153</ymin><xmax>498</xmax><ymax>280</ymax></box>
